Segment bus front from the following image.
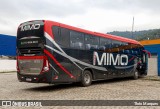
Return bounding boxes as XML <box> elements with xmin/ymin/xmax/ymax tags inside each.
<box><xmin>17</xmin><ymin>20</ymin><xmax>50</xmax><ymax>83</ymax></box>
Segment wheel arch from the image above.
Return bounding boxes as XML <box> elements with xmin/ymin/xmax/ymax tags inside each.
<box><xmin>82</xmin><ymin>67</ymin><xmax>95</xmax><ymax>80</ymax></box>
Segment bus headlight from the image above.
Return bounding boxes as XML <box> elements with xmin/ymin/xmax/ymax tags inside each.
<box><xmin>43</xmin><ymin>66</ymin><xmax>49</xmax><ymax>71</ymax></box>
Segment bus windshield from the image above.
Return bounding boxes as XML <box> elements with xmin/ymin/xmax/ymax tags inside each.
<box><xmin>17</xmin><ymin>20</ymin><xmax>44</xmax><ymax>56</ymax></box>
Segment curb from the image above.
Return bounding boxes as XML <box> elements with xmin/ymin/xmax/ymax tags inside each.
<box><xmin>141</xmin><ymin>76</ymin><xmax>160</xmax><ymax>81</ymax></box>
<box><xmin>0</xmin><ymin>71</ymin><xmax>16</xmax><ymax>73</ymax></box>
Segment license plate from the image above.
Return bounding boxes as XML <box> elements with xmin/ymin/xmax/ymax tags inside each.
<box><xmin>26</xmin><ymin>78</ymin><xmax>32</xmax><ymax>81</ymax></box>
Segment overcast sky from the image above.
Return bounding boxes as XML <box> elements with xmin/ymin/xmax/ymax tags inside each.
<box><xmin>0</xmin><ymin>0</ymin><xmax>160</xmax><ymax>36</ymax></box>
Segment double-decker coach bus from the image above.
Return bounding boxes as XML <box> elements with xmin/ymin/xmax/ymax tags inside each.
<box><xmin>17</xmin><ymin>20</ymin><xmax>149</xmax><ymax>86</ymax></box>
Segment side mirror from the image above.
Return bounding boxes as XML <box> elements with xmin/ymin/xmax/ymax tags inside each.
<box><xmin>142</xmin><ymin>50</ymin><xmax>151</xmax><ymax>58</ymax></box>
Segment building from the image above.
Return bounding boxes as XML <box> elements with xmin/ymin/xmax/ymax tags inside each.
<box><xmin>0</xmin><ymin>34</ymin><xmax>16</xmax><ymax>56</ymax></box>
<box><xmin>140</xmin><ymin>39</ymin><xmax>160</xmax><ymax>76</ymax></box>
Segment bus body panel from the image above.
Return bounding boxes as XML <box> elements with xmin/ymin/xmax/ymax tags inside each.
<box><xmin>17</xmin><ymin>20</ymin><xmax>148</xmax><ymax>84</ymax></box>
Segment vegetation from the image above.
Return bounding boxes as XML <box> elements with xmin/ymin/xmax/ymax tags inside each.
<box><xmin>107</xmin><ymin>29</ymin><xmax>160</xmax><ymax>41</ymax></box>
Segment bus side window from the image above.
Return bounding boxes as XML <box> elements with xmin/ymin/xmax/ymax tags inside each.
<box><xmin>61</xmin><ymin>28</ymin><xmax>70</xmax><ymax>48</ymax></box>
<box><xmin>100</xmin><ymin>37</ymin><xmax>110</xmax><ymax>50</ymax></box>
<box><xmin>112</xmin><ymin>40</ymin><xmax>122</xmax><ymax>48</ymax></box>
<box><xmin>99</xmin><ymin>46</ymin><xmax>105</xmax><ymax>51</ymax></box>
<box><xmin>85</xmin><ymin>34</ymin><xmax>99</xmax><ymax>50</ymax></box>
<box><xmin>52</xmin><ymin>26</ymin><xmax>61</xmax><ymax>45</ymax></box>
<box><xmin>70</xmin><ymin>31</ymin><xmax>84</xmax><ymax>50</ymax></box>
<box><xmin>86</xmin><ymin>44</ymin><xmax>91</xmax><ymax>50</ymax></box>
<box><xmin>52</xmin><ymin>26</ymin><xmax>70</xmax><ymax>48</ymax></box>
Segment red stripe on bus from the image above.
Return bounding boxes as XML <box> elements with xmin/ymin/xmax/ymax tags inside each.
<box><xmin>129</xmin><ymin>56</ymin><xmax>135</xmax><ymax>62</ymax></box>
<box><xmin>44</xmin><ymin>20</ymin><xmax>56</xmax><ymax>39</ymax></box>
<box><xmin>44</xmin><ymin>20</ymin><xmax>141</xmax><ymax>45</ymax></box>
<box><xmin>44</xmin><ymin>49</ymin><xmax>75</xmax><ymax>79</ymax></box>
<box><xmin>17</xmin><ymin>56</ymin><xmax>44</xmax><ymax>60</ymax></box>
<box><xmin>143</xmin><ymin>50</ymin><xmax>151</xmax><ymax>58</ymax></box>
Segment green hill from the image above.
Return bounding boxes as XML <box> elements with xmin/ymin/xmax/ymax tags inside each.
<box><xmin>107</xmin><ymin>29</ymin><xmax>160</xmax><ymax>41</ymax></box>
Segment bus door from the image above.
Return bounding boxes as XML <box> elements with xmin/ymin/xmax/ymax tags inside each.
<box><xmin>141</xmin><ymin>50</ymin><xmax>151</xmax><ymax>75</ymax></box>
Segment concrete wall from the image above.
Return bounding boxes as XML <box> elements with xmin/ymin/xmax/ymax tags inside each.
<box><xmin>148</xmin><ymin>56</ymin><xmax>158</xmax><ymax>76</ymax></box>
<box><xmin>0</xmin><ymin>60</ymin><xmax>16</xmax><ymax>72</ymax></box>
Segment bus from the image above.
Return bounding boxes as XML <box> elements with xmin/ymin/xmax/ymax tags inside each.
<box><xmin>17</xmin><ymin>20</ymin><xmax>149</xmax><ymax>86</ymax></box>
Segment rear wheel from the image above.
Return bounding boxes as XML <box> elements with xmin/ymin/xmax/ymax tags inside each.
<box><xmin>80</xmin><ymin>70</ymin><xmax>92</xmax><ymax>87</ymax></box>
<box><xmin>133</xmin><ymin>69</ymin><xmax>139</xmax><ymax>80</ymax></box>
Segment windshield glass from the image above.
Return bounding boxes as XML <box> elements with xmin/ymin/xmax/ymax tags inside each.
<box><xmin>17</xmin><ymin>20</ymin><xmax>44</xmax><ymax>56</ymax></box>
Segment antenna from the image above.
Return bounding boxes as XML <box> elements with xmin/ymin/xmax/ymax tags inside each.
<box><xmin>131</xmin><ymin>17</ymin><xmax>134</xmax><ymax>39</ymax></box>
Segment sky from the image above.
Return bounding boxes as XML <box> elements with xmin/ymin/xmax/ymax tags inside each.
<box><xmin>0</xmin><ymin>0</ymin><xmax>160</xmax><ymax>36</ymax></box>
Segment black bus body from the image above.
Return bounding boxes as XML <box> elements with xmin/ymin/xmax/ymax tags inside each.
<box><xmin>17</xmin><ymin>20</ymin><xmax>149</xmax><ymax>86</ymax></box>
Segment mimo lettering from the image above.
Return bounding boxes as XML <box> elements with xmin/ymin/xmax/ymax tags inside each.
<box><xmin>93</xmin><ymin>51</ymin><xmax>128</xmax><ymax>66</ymax></box>
<box><xmin>20</xmin><ymin>24</ymin><xmax>40</xmax><ymax>31</ymax></box>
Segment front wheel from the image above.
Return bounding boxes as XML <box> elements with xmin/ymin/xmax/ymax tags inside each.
<box><xmin>80</xmin><ymin>70</ymin><xmax>92</xmax><ymax>87</ymax></box>
<box><xmin>133</xmin><ymin>69</ymin><xmax>139</xmax><ymax>80</ymax></box>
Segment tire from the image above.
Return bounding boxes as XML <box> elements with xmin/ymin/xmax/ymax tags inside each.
<box><xmin>133</xmin><ymin>69</ymin><xmax>139</xmax><ymax>80</ymax></box>
<box><xmin>80</xmin><ymin>70</ymin><xmax>92</xmax><ymax>87</ymax></box>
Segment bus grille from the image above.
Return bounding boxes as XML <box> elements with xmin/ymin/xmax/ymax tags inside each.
<box><xmin>19</xmin><ymin>47</ymin><xmax>42</xmax><ymax>55</ymax></box>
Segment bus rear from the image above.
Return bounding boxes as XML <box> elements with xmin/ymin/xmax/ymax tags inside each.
<box><xmin>17</xmin><ymin>20</ymin><xmax>50</xmax><ymax>83</ymax></box>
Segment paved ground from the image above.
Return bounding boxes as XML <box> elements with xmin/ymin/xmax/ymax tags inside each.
<box><xmin>0</xmin><ymin>72</ymin><xmax>160</xmax><ymax>109</ymax></box>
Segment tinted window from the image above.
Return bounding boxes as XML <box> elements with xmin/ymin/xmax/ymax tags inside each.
<box><xmin>17</xmin><ymin>20</ymin><xmax>44</xmax><ymax>40</ymax></box>
<box><xmin>111</xmin><ymin>40</ymin><xmax>122</xmax><ymax>48</ymax></box>
<box><xmin>52</xmin><ymin>26</ymin><xmax>70</xmax><ymax>48</ymax></box>
<box><xmin>61</xmin><ymin>28</ymin><xmax>70</xmax><ymax>48</ymax></box>
<box><xmin>70</xmin><ymin>31</ymin><xmax>84</xmax><ymax>49</ymax></box>
<box><xmin>53</xmin><ymin>26</ymin><xmax>61</xmax><ymax>44</ymax></box>
<box><xmin>100</xmin><ymin>38</ymin><xmax>111</xmax><ymax>50</ymax></box>
<box><xmin>85</xmin><ymin>34</ymin><xmax>99</xmax><ymax>50</ymax></box>
<box><xmin>118</xmin><ymin>42</ymin><xmax>128</xmax><ymax>53</ymax></box>
<box><xmin>17</xmin><ymin>21</ymin><xmax>44</xmax><ymax>49</ymax></box>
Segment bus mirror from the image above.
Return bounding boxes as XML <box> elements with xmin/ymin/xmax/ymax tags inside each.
<box><xmin>142</xmin><ymin>50</ymin><xmax>151</xmax><ymax>58</ymax></box>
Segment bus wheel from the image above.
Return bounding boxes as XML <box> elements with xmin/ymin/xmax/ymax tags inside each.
<box><xmin>133</xmin><ymin>69</ymin><xmax>139</xmax><ymax>80</ymax></box>
<box><xmin>80</xmin><ymin>70</ymin><xmax>92</xmax><ymax>87</ymax></box>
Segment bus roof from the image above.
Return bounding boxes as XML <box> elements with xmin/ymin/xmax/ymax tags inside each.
<box><xmin>44</xmin><ymin>20</ymin><xmax>142</xmax><ymax>45</ymax></box>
